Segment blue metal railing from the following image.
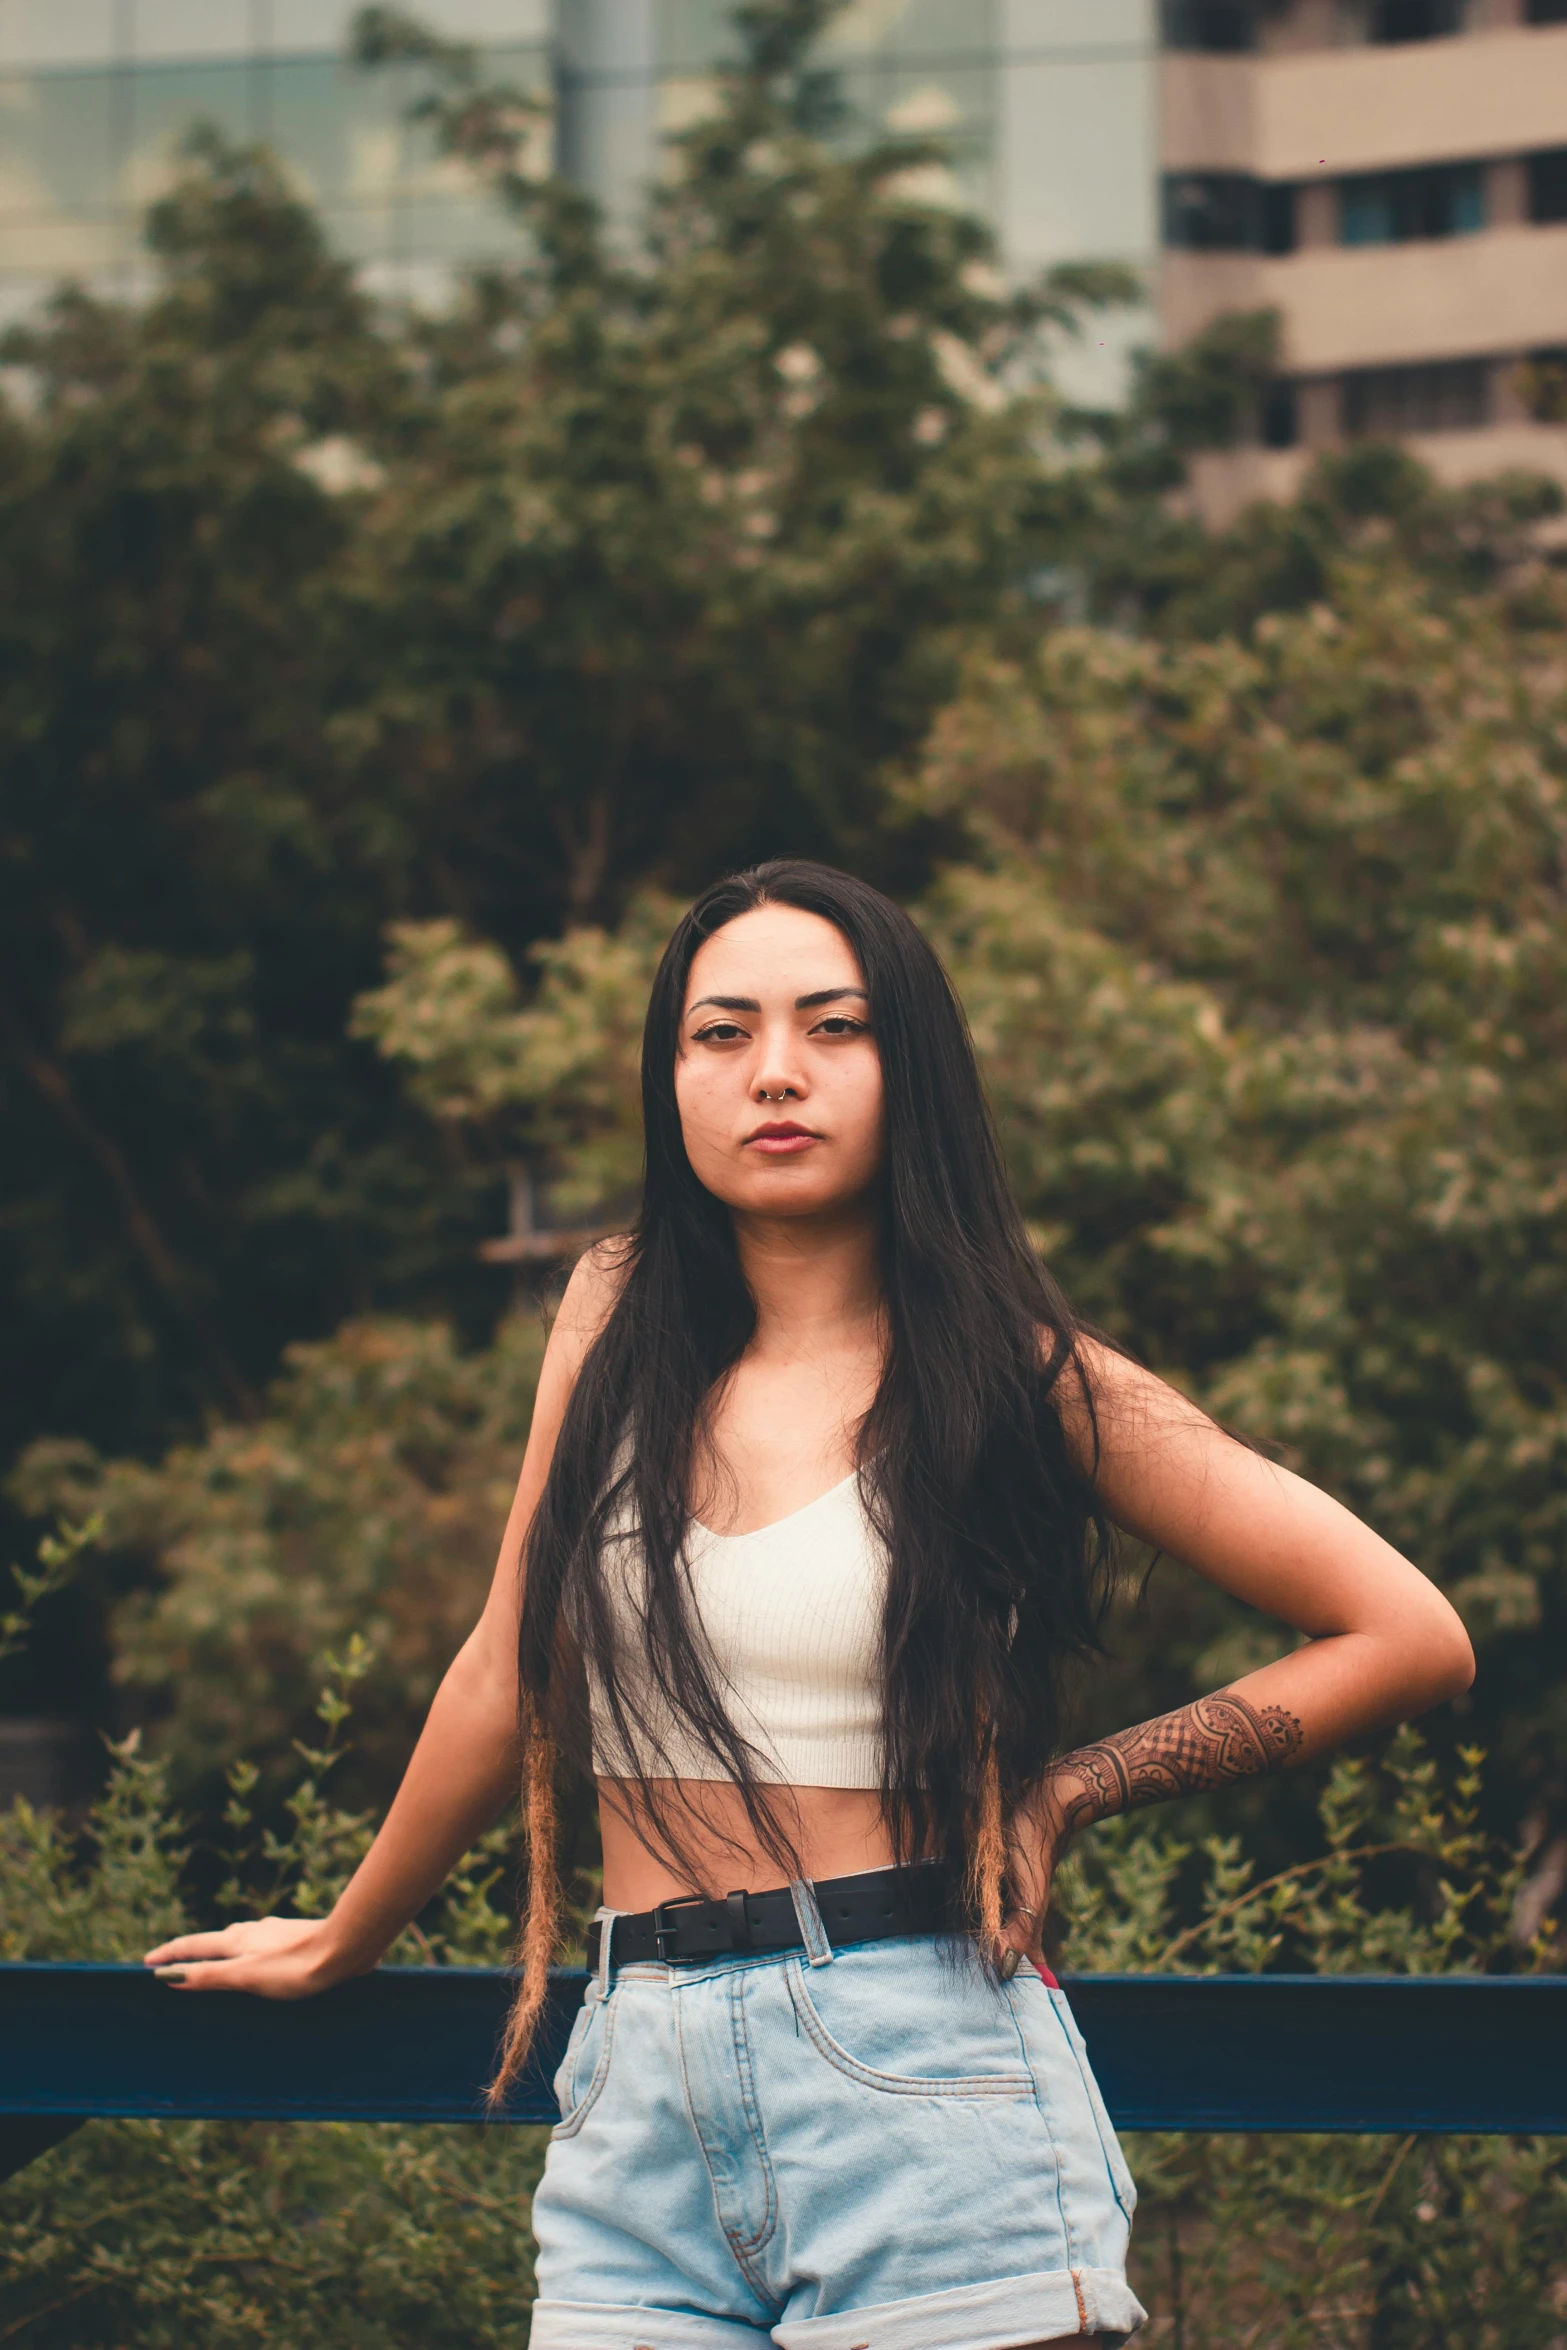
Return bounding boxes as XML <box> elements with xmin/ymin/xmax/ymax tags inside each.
<box><xmin>2</xmin><ymin>1964</ymin><xmax>1564</xmax><ymax>2183</ymax></box>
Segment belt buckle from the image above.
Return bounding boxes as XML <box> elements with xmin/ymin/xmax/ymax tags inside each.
<box><xmin>651</xmin><ymin>1895</ymin><xmax>702</xmax><ymax>1961</ymax></box>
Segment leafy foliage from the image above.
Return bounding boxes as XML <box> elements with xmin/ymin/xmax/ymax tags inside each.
<box><xmin>0</xmin><ymin>1626</ymin><xmax>545</xmax><ymax>2349</ymax></box>
<box><xmin>2</xmin><ymin>1624</ymin><xmax>1560</xmax><ymax>2346</ymax></box>
<box><xmin>0</xmin><ymin>0</ymin><xmax>1135</xmax><ymax>1487</ymax></box>
<box><xmin>905</xmin><ymin>564</ymin><xmax>1567</xmax><ymax>1827</ymax></box>
<box><xmin>1058</xmin><ymin>1738</ymin><xmax>1566</xmax><ymax>2346</ymax></box>
<box><xmin>2</xmin><ymin>2121</ymin><xmax>545</xmax><ymax>2350</ymax></box>
<box><xmin>20</xmin><ymin>501</ymin><xmax>1567</xmax><ymax>1890</ymax></box>
<box><xmin>0</xmin><ymin>1514</ymin><xmax>100</xmax><ymax>1674</ymax></box>
<box><xmin>309</xmin><ymin>554</ymin><xmax>1567</xmax><ymax>1853</ymax></box>
<box><xmin>351</xmin><ymin>897</ymin><xmax>677</xmax><ymax>1214</ymax></box>
<box><xmin>1055</xmin><ymin>310</ymin><xmax>1565</xmax><ymax>639</ymax></box>
<box><xmin>0</xmin><ymin>130</ymin><xmax>489</xmax><ymax>1475</ymax></box>
<box><xmin>332</xmin><ymin>0</ymin><xmax>1138</xmax><ymax>927</ymax></box>
<box><xmin>1062</xmin><ymin>1730</ymin><xmax>1531</xmax><ymax>1979</ymax></box>
<box><xmin>14</xmin><ymin>1318</ymin><xmax>542</xmax><ymax>1805</ymax></box>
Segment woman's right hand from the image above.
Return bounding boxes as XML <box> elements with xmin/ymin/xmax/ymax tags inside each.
<box><xmin>143</xmin><ymin>1913</ymin><xmax>368</xmax><ymax>1999</ymax></box>
<box><xmin>134</xmin><ymin>1250</ymin><xmax>606</xmax><ymax>2009</ymax></box>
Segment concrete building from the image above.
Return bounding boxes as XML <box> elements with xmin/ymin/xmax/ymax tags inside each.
<box><xmin>1160</xmin><ymin>0</ymin><xmax>1567</xmax><ymax>520</ymax></box>
<box><xmin>0</xmin><ymin>2</ymin><xmax>1158</xmax><ymax>400</ymax></box>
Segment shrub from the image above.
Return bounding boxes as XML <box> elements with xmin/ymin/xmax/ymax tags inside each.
<box><xmin>1</xmin><ymin>1631</ymin><xmax>549</xmax><ymax>2349</ymax></box>
<box><xmin>2</xmin><ymin>1588</ymin><xmax>1561</xmax><ymax>2348</ymax></box>
<box><xmin>13</xmin><ymin>1315</ymin><xmax>544</xmax><ymax>1808</ymax></box>
<box><xmin>1057</xmin><ymin>1735</ymin><xmax>1566</xmax><ymax>2343</ymax></box>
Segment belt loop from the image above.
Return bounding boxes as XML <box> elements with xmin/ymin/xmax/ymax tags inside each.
<box><xmin>593</xmin><ymin>1905</ymin><xmax>617</xmax><ymax>1995</ymax></box>
<box><xmin>789</xmin><ymin>1877</ymin><xmax>834</xmax><ymax>1968</ymax></box>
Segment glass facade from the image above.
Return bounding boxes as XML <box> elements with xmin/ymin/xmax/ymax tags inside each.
<box><xmin>0</xmin><ymin>1</ymin><xmax>1158</xmax><ymax>398</ymax></box>
<box><xmin>0</xmin><ymin>4</ymin><xmax>554</xmax><ymax>309</ymax></box>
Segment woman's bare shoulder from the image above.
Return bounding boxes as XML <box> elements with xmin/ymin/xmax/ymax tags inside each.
<box><xmin>549</xmin><ymin>1236</ymin><xmax>635</xmax><ymax>1369</ymax></box>
<box><xmin>518</xmin><ymin>1238</ymin><xmax>635</xmax><ymax>1474</ymax></box>
<box><xmin>1043</xmin><ymin>1327</ymin><xmax>1208</xmax><ymax>1478</ymax></box>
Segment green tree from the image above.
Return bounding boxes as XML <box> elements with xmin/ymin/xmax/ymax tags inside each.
<box><xmin>0</xmin><ymin>0</ymin><xmax>1135</xmax><ymax>1507</ymax></box>
<box><xmin>13</xmin><ymin>1315</ymin><xmax>542</xmax><ymax>1806</ymax></box>
<box><xmin>349</xmin><ymin>895</ymin><xmax>678</xmax><ymax>1219</ymax></box>
<box><xmin>1057</xmin><ymin>311</ymin><xmax>1565</xmax><ymax>637</ymax></box>
<box><xmin>342</xmin><ymin>0</ymin><xmax>1135</xmax><ymax>920</ymax></box>
<box><xmin>295</xmin><ymin>553</ymin><xmax>1567</xmax><ymax>1864</ymax></box>
<box><xmin>907</xmin><ymin>559</ymin><xmax>1567</xmax><ymax>1834</ymax></box>
<box><xmin>9</xmin><ymin>0</ymin><xmax>1565</xmax><ymax>1876</ymax></box>
<box><xmin>0</xmin><ymin>135</ymin><xmax>490</xmax><ymax>1492</ymax></box>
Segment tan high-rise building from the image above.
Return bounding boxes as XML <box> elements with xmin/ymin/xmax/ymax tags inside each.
<box><xmin>1161</xmin><ymin>0</ymin><xmax>1567</xmax><ymax>521</ymax></box>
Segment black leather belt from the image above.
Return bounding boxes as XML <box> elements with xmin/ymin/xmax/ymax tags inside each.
<box><xmin>585</xmin><ymin>1860</ymin><xmax>964</xmax><ymax>1972</ymax></box>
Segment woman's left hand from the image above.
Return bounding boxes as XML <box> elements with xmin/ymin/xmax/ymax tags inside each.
<box><xmin>1001</xmin><ymin>1778</ymin><xmax>1073</xmax><ymax>1965</ymax></box>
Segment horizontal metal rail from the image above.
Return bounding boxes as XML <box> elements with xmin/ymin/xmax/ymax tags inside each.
<box><xmin>2</xmin><ymin>1965</ymin><xmax>1564</xmax><ymax>2183</ymax></box>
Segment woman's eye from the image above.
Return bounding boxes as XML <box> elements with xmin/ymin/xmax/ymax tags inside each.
<box><xmin>813</xmin><ymin>1017</ymin><xmax>867</xmax><ymax>1037</ymax></box>
<box><xmin>692</xmin><ymin>1021</ymin><xmax>747</xmax><ymax>1044</ymax></box>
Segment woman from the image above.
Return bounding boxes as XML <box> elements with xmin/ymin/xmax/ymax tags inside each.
<box><xmin>146</xmin><ymin>861</ymin><xmax>1473</xmax><ymax>2349</ymax></box>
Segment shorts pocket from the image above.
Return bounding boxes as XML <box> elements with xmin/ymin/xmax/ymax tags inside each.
<box><xmin>785</xmin><ymin>1954</ymin><xmax>1034</xmax><ymax>2100</ymax></box>
<box><xmin>551</xmin><ymin>1983</ymin><xmax>617</xmax><ymax>2139</ymax></box>
<box><xmin>1044</xmin><ymin>1986</ymin><xmax>1138</xmax><ymax>2216</ymax></box>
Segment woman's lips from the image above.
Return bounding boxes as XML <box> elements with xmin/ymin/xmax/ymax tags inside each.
<box><xmin>745</xmin><ymin>1122</ymin><xmax>820</xmax><ymax>1155</ymax></box>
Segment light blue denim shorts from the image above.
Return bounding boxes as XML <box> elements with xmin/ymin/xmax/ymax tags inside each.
<box><xmin>530</xmin><ymin>1896</ymin><xmax>1147</xmax><ymax>2349</ymax></box>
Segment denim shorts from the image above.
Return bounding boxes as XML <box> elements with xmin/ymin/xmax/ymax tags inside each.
<box><xmin>530</xmin><ymin>1893</ymin><xmax>1147</xmax><ymax>2349</ymax></box>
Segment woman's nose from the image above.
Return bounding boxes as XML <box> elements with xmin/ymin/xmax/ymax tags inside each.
<box><xmin>753</xmin><ymin>1029</ymin><xmax>806</xmax><ymax>1102</ymax></box>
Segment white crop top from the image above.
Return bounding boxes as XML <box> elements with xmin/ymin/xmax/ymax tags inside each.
<box><xmin>586</xmin><ymin>1469</ymin><xmax>887</xmax><ymax>1788</ymax></box>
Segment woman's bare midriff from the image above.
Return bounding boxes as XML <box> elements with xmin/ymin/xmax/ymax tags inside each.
<box><xmin>598</xmin><ymin>1778</ymin><xmax>899</xmax><ymax>1909</ymax></box>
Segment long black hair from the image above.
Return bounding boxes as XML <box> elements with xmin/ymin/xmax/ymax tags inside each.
<box><xmin>493</xmin><ymin>859</ymin><xmax>1111</xmax><ymax>2094</ymax></box>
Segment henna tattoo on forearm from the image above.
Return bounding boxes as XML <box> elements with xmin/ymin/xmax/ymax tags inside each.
<box><xmin>1051</xmin><ymin>1687</ymin><xmax>1305</xmax><ymax>1844</ymax></box>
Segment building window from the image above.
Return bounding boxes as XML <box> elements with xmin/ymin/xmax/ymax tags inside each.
<box><xmin>1165</xmin><ymin>174</ymin><xmax>1253</xmax><ymax>249</ymax></box>
<box><xmin>1519</xmin><ymin>348</ymin><xmax>1567</xmax><ymax>422</ymax></box>
<box><xmin>1339</xmin><ymin>164</ymin><xmax>1484</xmax><ymax>245</ymax></box>
<box><xmin>1260</xmin><ymin>382</ymin><xmax>1298</xmax><ymax>448</ymax></box>
<box><xmin>1341</xmin><ymin>360</ymin><xmax>1491</xmax><ymax>436</ymax></box>
<box><xmin>1163</xmin><ymin>173</ymin><xmax>1296</xmax><ymax>252</ymax></box>
<box><xmin>1161</xmin><ymin>0</ymin><xmax>1257</xmax><ymax>46</ymax></box>
<box><xmin>1529</xmin><ymin>149</ymin><xmax>1567</xmax><ymax>224</ymax></box>
<box><xmin>1368</xmin><ymin>0</ymin><xmax>1466</xmax><ymax>36</ymax></box>
<box><xmin>1260</xmin><ymin>184</ymin><xmax>1298</xmax><ymax>256</ymax></box>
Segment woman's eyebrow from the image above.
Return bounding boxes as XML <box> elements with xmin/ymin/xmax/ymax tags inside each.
<box><xmin>686</xmin><ymin>986</ymin><xmax>869</xmax><ymax>1014</ymax></box>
